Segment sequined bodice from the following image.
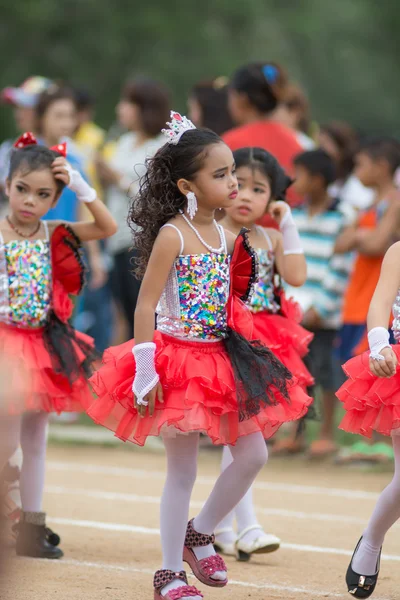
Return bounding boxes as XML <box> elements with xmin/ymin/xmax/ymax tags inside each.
<box><xmin>248</xmin><ymin>248</ymin><xmax>280</xmax><ymax>314</ymax></box>
<box><xmin>392</xmin><ymin>291</ymin><xmax>400</xmax><ymax>341</ymax></box>
<box><xmin>157</xmin><ymin>253</ymin><xmax>230</xmax><ymax>341</ymax></box>
<box><xmin>4</xmin><ymin>239</ymin><xmax>51</xmax><ymax>328</ymax></box>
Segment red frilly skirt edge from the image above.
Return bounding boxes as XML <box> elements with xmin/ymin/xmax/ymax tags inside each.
<box><xmin>0</xmin><ymin>324</ymin><xmax>95</xmax><ymax>415</ymax></box>
<box><xmin>87</xmin><ymin>332</ymin><xmax>313</xmax><ymax>446</ymax></box>
<box><xmin>337</xmin><ymin>345</ymin><xmax>400</xmax><ymax>438</ymax></box>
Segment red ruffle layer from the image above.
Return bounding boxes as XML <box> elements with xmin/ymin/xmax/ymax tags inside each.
<box><xmin>0</xmin><ymin>324</ymin><xmax>94</xmax><ymax>415</ymax></box>
<box><xmin>252</xmin><ymin>313</ymin><xmax>314</xmax><ymax>389</ymax></box>
<box><xmin>337</xmin><ymin>345</ymin><xmax>400</xmax><ymax>438</ymax></box>
<box><xmin>88</xmin><ymin>332</ymin><xmax>312</xmax><ymax>446</ymax></box>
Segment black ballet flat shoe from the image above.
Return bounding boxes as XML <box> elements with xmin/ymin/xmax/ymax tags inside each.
<box><xmin>346</xmin><ymin>537</ymin><xmax>381</xmax><ymax>598</ymax></box>
<box><xmin>16</xmin><ymin>512</ymin><xmax>63</xmax><ymax>559</ymax></box>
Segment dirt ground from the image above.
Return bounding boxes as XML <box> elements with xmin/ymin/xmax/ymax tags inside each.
<box><xmin>3</xmin><ymin>444</ymin><xmax>399</xmax><ymax>600</ymax></box>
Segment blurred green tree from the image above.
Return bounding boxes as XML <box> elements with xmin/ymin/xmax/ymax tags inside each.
<box><xmin>0</xmin><ymin>0</ymin><xmax>399</xmax><ymax>140</ymax></box>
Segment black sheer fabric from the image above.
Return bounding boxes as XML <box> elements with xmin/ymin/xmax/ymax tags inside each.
<box><xmin>224</xmin><ymin>328</ymin><xmax>293</xmax><ymax>422</ymax></box>
<box><xmin>43</xmin><ymin>311</ymin><xmax>99</xmax><ymax>385</ymax></box>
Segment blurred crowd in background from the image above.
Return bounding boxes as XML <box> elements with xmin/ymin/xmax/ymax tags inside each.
<box><xmin>1</xmin><ymin>62</ymin><xmax>399</xmax><ymax>464</ymax></box>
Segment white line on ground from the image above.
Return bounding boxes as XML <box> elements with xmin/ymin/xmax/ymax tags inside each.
<box><xmin>29</xmin><ymin>557</ymin><xmax>351</xmax><ymax>598</ymax></box>
<box><xmin>47</xmin><ymin>461</ymin><xmax>383</xmax><ymax>501</ymax></box>
<box><xmin>47</xmin><ymin>484</ymin><xmax>393</xmax><ymax>528</ymax></box>
<box><xmin>47</xmin><ymin>516</ymin><xmax>400</xmax><ymax>563</ymax></box>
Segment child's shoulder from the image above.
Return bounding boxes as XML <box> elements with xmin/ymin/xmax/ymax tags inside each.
<box><xmin>385</xmin><ymin>240</ymin><xmax>400</xmax><ymax>261</ymax></box>
<box><xmin>257</xmin><ymin>226</ymin><xmax>282</xmax><ymax>251</ymax></box>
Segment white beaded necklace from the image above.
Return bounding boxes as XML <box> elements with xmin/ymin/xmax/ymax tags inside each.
<box><xmin>179</xmin><ymin>211</ymin><xmax>225</xmax><ymax>254</ymax></box>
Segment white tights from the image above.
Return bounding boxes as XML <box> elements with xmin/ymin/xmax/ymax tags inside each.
<box><xmin>0</xmin><ymin>412</ymin><xmax>49</xmax><ymax>513</ymax></box>
<box><xmin>216</xmin><ymin>446</ymin><xmax>261</xmax><ymax>542</ymax></box>
<box><xmin>352</xmin><ymin>435</ymin><xmax>400</xmax><ymax>575</ymax></box>
<box><xmin>160</xmin><ymin>432</ymin><xmax>267</xmax><ymax>597</ymax></box>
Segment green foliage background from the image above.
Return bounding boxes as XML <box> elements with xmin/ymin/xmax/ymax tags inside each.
<box><xmin>1</xmin><ymin>0</ymin><xmax>399</xmax><ymax>138</ymax></box>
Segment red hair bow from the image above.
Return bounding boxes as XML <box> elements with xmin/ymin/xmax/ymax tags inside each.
<box><xmin>50</xmin><ymin>142</ymin><xmax>67</xmax><ymax>158</ymax></box>
<box><xmin>13</xmin><ymin>132</ymin><xmax>67</xmax><ymax>158</ymax></box>
<box><xmin>14</xmin><ymin>132</ymin><xmax>37</xmax><ymax>148</ymax></box>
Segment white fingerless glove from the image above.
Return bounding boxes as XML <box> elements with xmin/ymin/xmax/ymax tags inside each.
<box><xmin>66</xmin><ymin>164</ymin><xmax>97</xmax><ymax>203</ymax></box>
<box><xmin>280</xmin><ymin>206</ymin><xmax>304</xmax><ymax>256</ymax></box>
<box><xmin>132</xmin><ymin>342</ymin><xmax>159</xmax><ymax>406</ymax></box>
<box><xmin>368</xmin><ymin>327</ymin><xmax>390</xmax><ymax>361</ymax></box>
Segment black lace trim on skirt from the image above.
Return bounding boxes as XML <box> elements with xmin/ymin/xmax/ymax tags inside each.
<box><xmin>43</xmin><ymin>310</ymin><xmax>99</xmax><ymax>385</ymax></box>
<box><xmin>224</xmin><ymin>328</ymin><xmax>293</xmax><ymax>422</ymax></box>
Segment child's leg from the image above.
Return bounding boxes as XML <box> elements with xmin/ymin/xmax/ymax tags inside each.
<box><xmin>214</xmin><ymin>446</ymin><xmax>236</xmax><ymax>545</ymax></box>
<box><xmin>216</xmin><ymin>446</ymin><xmax>263</xmax><ymax>546</ymax></box>
<box><xmin>191</xmin><ymin>432</ymin><xmax>267</xmax><ymax>570</ymax></box>
<box><xmin>19</xmin><ymin>412</ymin><xmax>48</xmax><ymax>512</ymax></box>
<box><xmin>160</xmin><ymin>433</ymin><xmax>202</xmax><ymax>599</ymax></box>
<box><xmin>352</xmin><ymin>434</ymin><xmax>400</xmax><ymax>575</ymax></box>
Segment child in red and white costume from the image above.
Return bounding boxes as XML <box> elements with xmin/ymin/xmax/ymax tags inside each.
<box><xmin>88</xmin><ymin>113</ymin><xmax>312</xmax><ymax>600</ymax></box>
<box><xmin>337</xmin><ymin>239</ymin><xmax>400</xmax><ymax>598</ymax></box>
<box><xmin>215</xmin><ymin>147</ymin><xmax>313</xmax><ymax>560</ymax></box>
<box><xmin>0</xmin><ymin>133</ymin><xmax>116</xmax><ymax>559</ymax></box>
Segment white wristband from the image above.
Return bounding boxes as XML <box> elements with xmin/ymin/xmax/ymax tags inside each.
<box><xmin>66</xmin><ymin>164</ymin><xmax>97</xmax><ymax>203</ymax></box>
<box><xmin>368</xmin><ymin>327</ymin><xmax>390</xmax><ymax>361</ymax></box>
<box><xmin>132</xmin><ymin>342</ymin><xmax>159</xmax><ymax>406</ymax></box>
<box><xmin>280</xmin><ymin>206</ymin><xmax>304</xmax><ymax>256</ymax></box>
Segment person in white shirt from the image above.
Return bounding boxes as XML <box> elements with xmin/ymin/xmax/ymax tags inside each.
<box><xmin>95</xmin><ymin>78</ymin><xmax>170</xmax><ymax>339</ymax></box>
<box><xmin>319</xmin><ymin>121</ymin><xmax>374</xmax><ymax>223</ymax></box>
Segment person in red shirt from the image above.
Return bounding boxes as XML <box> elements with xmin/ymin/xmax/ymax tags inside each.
<box><xmin>223</xmin><ymin>62</ymin><xmax>303</xmax><ymax>219</ymax></box>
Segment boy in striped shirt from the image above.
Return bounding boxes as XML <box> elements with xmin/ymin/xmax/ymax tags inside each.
<box><xmin>283</xmin><ymin>150</ymin><xmax>352</xmax><ymax>458</ymax></box>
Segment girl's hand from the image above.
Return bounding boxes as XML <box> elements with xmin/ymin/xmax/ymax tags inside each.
<box><xmin>52</xmin><ymin>157</ymin><xmax>71</xmax><ymax>186</ymax></box>
<box><xmin>134</xmin><ymin>382</ymin><xmax>164</xmax><ymax>417</ymax></box>
<box><xmin>268</xmin><ymin>201</ymin><xmax>289</xmax><ymax>227</ymax></box>
<box><xmin>369</xmin><ymin>347</ymin><xmax>398</xmax><ymax>378</ymax></box>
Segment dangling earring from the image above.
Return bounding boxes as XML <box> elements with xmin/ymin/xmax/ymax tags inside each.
<box><xmin>186</xmin><ymin>191</ymin><xmax>198</xmax><ymax>220</ymax></box>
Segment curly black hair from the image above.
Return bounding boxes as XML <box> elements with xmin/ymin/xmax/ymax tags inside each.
<box><xmin>128</xmin><ymin>127</ymin><xmax>222</xmax><ymax>276</ymax></box>
<box><xmin>233</xmin><ymin>147</ymin><xmax>293</xmax><ymax>202</ymax></box>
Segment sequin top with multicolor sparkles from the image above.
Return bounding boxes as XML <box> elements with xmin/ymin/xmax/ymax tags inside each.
<box><xmin>248</xmin><ymin>247</ymin><xmax>280</xmax><ymax>314</ymax></box>
<box><xmin>4</xmin><ymin>239</ymin><xmax>51</xmax><ymax>328</ymax></box>
<box><xmin>157</xmin><ymin>253</ymin><xmax>230</xmax><ymax>341</ymax></box>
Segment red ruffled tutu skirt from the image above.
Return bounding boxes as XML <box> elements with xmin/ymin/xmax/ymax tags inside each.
<box><xmin>252</xmin><ymin>312</ymin><xmax>314</xmax><ymax>390</ymax></box>
<box><xmin>88</xmin><ymin>332</ymin><xmax>313</xmax><ymax>446</ymax></box>
<box><xmin>0</xmin><ymin>324</ymin><xmax>95</xmax><ymax>415</ymax></box>
<box><xmin>337</xmin><ymin>345</ymin><xmax>400</xmax><ymax>438</ymax></box>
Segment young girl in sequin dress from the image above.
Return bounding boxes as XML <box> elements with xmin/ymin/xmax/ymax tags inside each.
<box><xmin>0</xmin><ymin>132</ymin><xmax>117</xmax><ymax>559</ymax></box>
<box><xmin>87</xmin><ymin>113</ymin><xmax>312</xmax><ymax>600</ymax></box>
<box><xmin>214</xmin><ymin>147</ymin><xmax>313</xmax><ymax>561</ymax></box>
<box><xmin>337</xmin><ymin>239</ymin><xmax>400</xmax><ymax>598</ymax></box>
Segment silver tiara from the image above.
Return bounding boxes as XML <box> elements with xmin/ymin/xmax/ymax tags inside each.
<box><xmin>162</xmin><ymin>111</ymin><xmax>196</xmax><ymax>145</ymax></box>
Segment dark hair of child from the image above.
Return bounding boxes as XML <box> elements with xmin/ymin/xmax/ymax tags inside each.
<box><xmin>230</xmin><ymin>62</ymin><xmax>288</xmax><ymax>115</ymax></box>
<box><xmin>190</xmin><ymin>78</ymin><xmax>234</xmax><ymax>135</ymax></box>
<box><xmin>319</xmin><ymin>121</ymin><xmax>358</xmax><ymax>180</ymax></box>
<box><xmin>294</xmin><ymin>149</ymin><xmax>337</xmax><ymax>187</ymax></box>
<box><xmin>129</xmin><ymin>128</ymin><xmax>222</xmax><ymax>276</ymax></box>
<box><xmin>233</xmin><ymin>147</ymin><xmax>292</xmax><ymax>201</ymax></box>
<box><xmin>358</xmin><ymin>137</ymin><xmax>400</xmax><ymax>176</ymax></box>
<box><xmin>8</xmin><ymin>145</ymin><xmax>67</xmax><ymax>195</ymax></box>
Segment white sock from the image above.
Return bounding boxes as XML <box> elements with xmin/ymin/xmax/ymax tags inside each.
<box><xmin>20</xmin><ymin>412</ymin><xmax>49</xmax><ymax>512</ymax></box>
<box><xmin>160</xmin><ymin>434</ymin><xmax>202</xmax><ymax>600</ymax></box>
<box><xmin>352</xmin><ymin>435</ymin><xmax>400</xmax><ymax>575</ymax></box>
<box><xmin>193</xmin><ymin>432</ymin><xmax>268</xmax><ymax>580</ymax></box>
